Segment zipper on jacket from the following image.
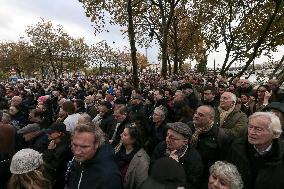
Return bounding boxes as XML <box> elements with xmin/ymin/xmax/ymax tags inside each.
<box><xmin>77</xmin><ymin>168</ymin><xmax>84</xmax><ymax>189</ymax></box>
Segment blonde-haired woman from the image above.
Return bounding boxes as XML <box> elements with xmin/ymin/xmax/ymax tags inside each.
<box><xmin>7</xmin><ymin>148</ymin><xmax>52</xmax><ymax>189</ymax></box>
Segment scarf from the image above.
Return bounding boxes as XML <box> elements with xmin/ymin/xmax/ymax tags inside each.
<box><xmin>190</xmin><ymin>122</ymin><xmax>214</xmax><ymax>146</ymax></box>
<box><xmin>218</xmin><ymin>104</ymin><xmax>235</xmax><ymax>127</ymax></box>
<box><xmin>166</xmin><ymin>145</ymin><xmax>188</xmax><ymax>160</ymax></box>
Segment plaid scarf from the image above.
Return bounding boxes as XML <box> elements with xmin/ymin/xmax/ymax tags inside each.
<box><xmin>190</xmin><ymin>122</ymin><xmax>214</xmax><ymax>146</ymax></box>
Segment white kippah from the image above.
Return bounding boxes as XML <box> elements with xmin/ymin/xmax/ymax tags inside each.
<box><xmin>10</xmin><ymin>148</ymin><xmax>43</xmax><ymax>174</ymax></box>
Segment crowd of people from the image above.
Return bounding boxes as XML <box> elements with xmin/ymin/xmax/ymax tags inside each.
<box><xmin>0</xmin><ymin>72</ymin><xmax>284</xmax><ymax>189</ymax></box>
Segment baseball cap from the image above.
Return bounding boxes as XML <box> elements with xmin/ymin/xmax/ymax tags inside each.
<box><xmin>45</xmin><ymin>123</ymin><xmax>66</xmax><ymax>134</ymax></box>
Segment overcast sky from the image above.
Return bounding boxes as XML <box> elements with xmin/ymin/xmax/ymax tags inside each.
<box><xmin>0</xmin><ymin>0</ymin><xmax>159</xmax><ymax>63</ymax></box>
<box><xmin>0</xmin><ymin>0</ymin><xmax>283</xmax><ymax>68</ymax></box>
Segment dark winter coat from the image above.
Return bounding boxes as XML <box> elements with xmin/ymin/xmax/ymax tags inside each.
<box><xmin>100</xmin><ymin>111</ymin><xmax>116</xmax><ymax>140</ymax></box>
<box><xmin>15</xmin><ymin>131</ymin><xmax>49</xmax><ymax>153</ymax></box>
<box><xmin>227</xmin><ymin>138</ymin><xmax>284</xmax><ymax>189</ymax></box>
<box><xmin>146</xmin><ymin>121</ymin><xmax>168</xmax><ymax>156</ymax></box>
<box><xmin>43</xmin><ymin>133</ymin><xmax>72</xmax><ymax>189</ymax></box>
<box><xmin>189</xmin><ymin>122</ymin><xmax>231</xmax><ymax>189</ymax></box>
<box><xmin>67</xmin><ymin>142</ymin><xmax>122</xmax><ymax>189</ymax></box>
<box><xmin>151</xmin><ymin>141</ymin><xmax>203</xmax><ymax>189</ymax></box>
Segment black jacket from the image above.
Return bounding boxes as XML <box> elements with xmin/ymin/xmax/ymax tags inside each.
<box><xmin>227</xmin><ymin>138</ymin><xmax>284</xmax><ymax>189</ymax></box>
<box><xmin>151</xmin><ymin>141</ymin><xmax>203</xmax><ymax>189</ymax></box>
<box><xmin>15</xmin><ymin>132</ymin><xmax>49</xmax><ymax>153</ymax></box>
<box><xmin>67</xmin><ymin>142</ymin><xmax>122</xmax><ymax>189</ymax></box>
<box><xmin>100</xmin><ymin>111</ymin><xmax>116</xmax><ymax>140</ymax></box>
<box><xmin>43</xmin><ymin>133</ymin><xmax>72</xmax><ymax>189</ymax></box>
<box><xmin>189</xmin><ymin>122</ymin><xmax>231</xmax><ymax>189</ymax></box>
<box><xmin>146</xmin><ymin>121</ymin><xmax>168</xmax><ymax>156</ymax></box>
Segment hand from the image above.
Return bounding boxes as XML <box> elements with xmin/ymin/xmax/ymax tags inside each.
<box><xmin>169</xmin><ymin>150</ymin><xmax>179</xmax><ymax>162</ymax></box>
<box><xmin>264</xmin><ymin>90</ymin><xmax>272</xmax><ymax>101</ymax></box>
<box><xmin>248</xmin><ymin>96</ymin><xmax>255</xmax><ymax>105</ymax></box>
<box><xmin>48</xmin><ymin>140</ymin><xmax>56</xmax><ymax>150</ymax></box>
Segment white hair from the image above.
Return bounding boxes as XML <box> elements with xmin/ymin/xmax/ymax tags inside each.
<box><xmin>209</xmin><ymin>161</ymin><xmax>243</xmax><ymax>189</ymax></box>
<box><xmin>226</xmin><ymin>92</ymin><xmax>237</xmax><ymax>104</ymax></box>
<box><xmin>249</xmin><ymin>112</ymin><xmax>282</xmax><ymax>138</ymax></box>
<box><xmin>154</xmin><ymin>105</ymin><xmax>168</xmax><ymax>120</ymax></box>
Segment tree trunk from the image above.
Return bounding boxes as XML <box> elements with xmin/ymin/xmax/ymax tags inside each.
<box><xmin>127</xmin><ymin>0</ymin><xmax>139</xmax><ymax>89</ymax></box>
<box><xmin>173</xmin><ymin>18</ymin><xmax>179</xmax><ymax>75</ymax></box>
<box><xmin>161</xmin><ymin>29</ymin><xmax>169</xmax><ymax>78</ymax></box>
<box><xmin>168</xmin><ymin>55</ymin><xmax>172</xmax><ymax>75</ymax></box>
<box><xmin>99</xmin><ymin>62</ymin><xmax>102</xmax><ymax>76</ymax></box>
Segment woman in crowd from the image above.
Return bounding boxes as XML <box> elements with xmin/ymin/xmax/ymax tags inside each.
<box><xmin>7</xmin><ymin>148</ymin><xmax>52</xmax><ymax>189</ymax></box>
<box><xmin>249</xmin><ymin>85</ymin><xmax>270</xmax><ymax>114</ymax></box>
<box><xmin>208</xmin><ymin>161</ymin><xmax>243</xmax><ymax>189</ymax></box>
<box><xmin>9</xmin><ymin>105</ymin><xmax>26</xmax><ymax>130</ymax></box>
<box><xmin>115</xmin><ymin>123</ymin><xmax>150</xmax><ymax>189</ymax></box>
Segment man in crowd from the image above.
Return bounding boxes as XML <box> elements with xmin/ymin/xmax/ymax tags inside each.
<box><xmin>43</xmin><ymin>122</ymin><xmax>72</xmax><ymax>189</ymax></box>
<box><xmin>266</xmin><ymin>79</ymin><xmax>284</xmax><ymax>103</ymax></box>
<box><xmin>215</xmin><ymin>92</ymin><xmax>248</xmax><ymax>138</ymax></box>
<box><xmin>190</xmin><ymin>105</ymin><xmax>230</xmax><ymax>189</ymax></box>
<box><xmin>84</xmin><ymin>95</ymin><xmax>97</xmax><ymax>119</ymax></box>
<box><xmin>147</xmin><ymin>105</ymin><xmax>168</xmax><ymax>156</ymax></box>
<box><xmin>227</xmin><ymin>112</ymin><xmax>284</xmax><ymax>189</ymax></box>
<box><xmin>97</xmin><ymin>101</ymin><xmax>116</xmax><ymax>139</ymax></box>
<box><xmin>110</xmin><ymin>105</ymin><xmax>130</xmax><ymax>147</ymax></box>
<box><xmin>16</xmin><ymin>123</ymin><xmax>49</xmax><ymax>152</ymax></box>
<box><xmin>67</xmin><ymin>124</ymin><xmax>122</xmax><ymax>189</ymax></box>
<box><xmin>236</xmin><ymin>79</ymin><xmax>253</xmax><ymax>97</ymax></box>
<box><xmin>151</xmin><ymin>122</ymin><xmax>203</xmax><ymax>189</ymax></box>
<box><xmin>180</xmin><ymin>83</ymin><xmax>201</xmax><ymax>110</ymax></box>
<box><xmin>202</xmin><ymin>87</ymin><xmax>219</xmax><ymax>108</ymax></box>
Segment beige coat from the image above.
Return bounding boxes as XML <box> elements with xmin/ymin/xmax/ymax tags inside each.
<box><xmin>124</xmin><ymin>148</ymin><xmax>150</xmax><ymax>189</ymax></box>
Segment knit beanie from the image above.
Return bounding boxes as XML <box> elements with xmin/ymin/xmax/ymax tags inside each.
<box><xmin>10</xmin><ymin>148</ymin><xmax>43</xmax><ymax>174</ymax></box>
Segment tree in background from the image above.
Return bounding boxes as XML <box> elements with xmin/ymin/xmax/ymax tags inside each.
<box><xmin>25</xmin><ymin>19</ymin><xmax>89</xmax><ymax>79</ymax></box>
<box><xmin>190</xmin><ymin>0</ymin><xmax>284</xmax><ymax>80</ymax></box>
<box><xmin>79</xmin><ymin>0</ymin><xmax>143</xmax><ymax>89</ymax></box>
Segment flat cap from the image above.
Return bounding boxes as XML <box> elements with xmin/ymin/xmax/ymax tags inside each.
<box><xmin>17</xmin><ymin>123</ymin><xmax>40</xmax><ymax>134</ymax></box>
<box><xmin>167</xmin><ymin>122</ymin><xmax>192</xmax><ymax>139</ymax></box>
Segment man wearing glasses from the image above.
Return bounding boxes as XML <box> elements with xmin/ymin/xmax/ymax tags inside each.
<box><xmin>151</xmin><ymin>122</ymin><xmax>203</xmax><ymax>189</ymax></box>
<box><xmin>227</xmin><ymin>112</ymin><xmax>284</xmax><ymax>189</ymax></box>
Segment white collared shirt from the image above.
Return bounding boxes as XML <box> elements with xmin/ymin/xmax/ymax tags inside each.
<box><xmin>254</xmin><ymin>143</ymin><xmax>273</xmax><ymax>156</ymax></box>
